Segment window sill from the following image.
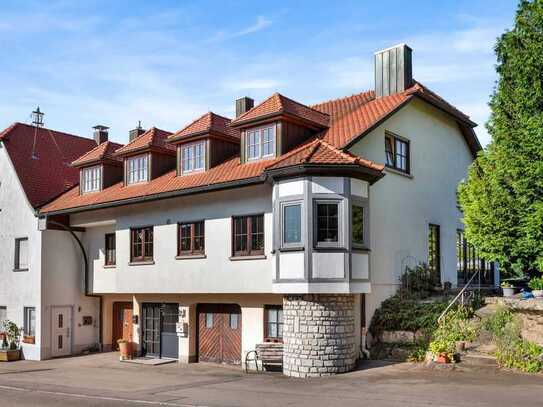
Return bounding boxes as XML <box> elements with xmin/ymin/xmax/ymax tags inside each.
<box><xmin>313</xmin><ymin>246</ymin><xmax>347</xmax><ymax>252</ymax></box>
<box><xmin>229</xmin><ymin>255</ymin><xmax>267</xmax><ymax>261</ymax></box>
<box><xmin>128</xmin><ymin>261</ymin><xmax>155</xmax><ymax>266</ymax></box>
<box><xmin>352</xmin><ymin>247</ymin><xmax>371</xmax><ymax>253</ymax></box>
<box><xmin>176</xmin><ymin>254</ymin><xmax>206</xmax><ymax>260</ymax></box>
<box><xmin>13</xmin><ymin>268</ymin><xmax>29</xmax><ymax>272</ymax></box>
<box><xmin>278</xmin><ymin>247</ymin><xmax>304</xmax><ymax>253</ymax></box>
<box><xmin>385</xmin><ymin>167</ymin><xmax>413</xmax><ymax>179</ymax></box>
<box><xmin>103</xmin><ymin>265</ymin><xmax>117</xmax><ymax>269</ymax></box>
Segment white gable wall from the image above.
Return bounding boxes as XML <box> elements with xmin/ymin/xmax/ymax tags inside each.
<box><xmin>348</xmin><ymin>98</ymin><xmax>474</xmax><ymax>321</ymax></box>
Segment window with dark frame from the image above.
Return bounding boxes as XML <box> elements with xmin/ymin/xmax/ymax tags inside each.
<box><xmin>246</xmin><ymin>125</ymin><xmax>275</xmax><ymax>160</ymax></box>
<box><xmin>352</xmin><ymin>205</ymin><xmax>364</xmax><ymax>246</ymax></box>
<box><xmin>178</xmin><ymin>221</ymin><xmax>205</xmax><ymax>256</ymax></box>
<box><xmin>14</xmin><ymin>237</ymin><xmax>29</xmax><ymax>271</ymax></box>
<box><xmin>232</xmin><ymin>214</ymin><xmax>264</xmax><ymax>257</ymax></box>
<box><xmin>428</xmin><ymin>224</ymin><xmax>441</xmax><ymax>285</ymax></box>
<box><xmin>130</xmin><ymin>227</ymin><xmax>154</xmax><ymax>262</ymax></box>
<box><xmin>24</xmin><ymin>307</ymin><xmax>36</xmax><ymax>337</ymax></box>
<box><xmin>316</xmin><ymin>202</ymin><xmax>339</xmax><ymax>244</ymax></box>
<box><xmin>105</xmin><ymin>233</ymin><xmax>116</xmax><ymax>266</ymax></box>
<box><xmin>456</xmin><ymin>229</ymin><xmax>495</xmax><ymax>286</ymax></box>
<box><xmin>264</xmin><ymin>305</ymin><xmax>283</xmax><ymax>342</ymax></box>
<box><xmin>282</xmin><ymin>203</ymin><xmax>302</xmax><ymax>247</ymax></box>
<box><xmin>385</xmin><ymin>133</ymin><xmax>410</xmax><ymax>173</ymax></box>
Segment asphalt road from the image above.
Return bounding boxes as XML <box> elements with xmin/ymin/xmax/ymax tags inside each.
<box><xmin>0</xmin><ymin>354</ymin><xmax>542</xmax><ymax>407</ymax></box>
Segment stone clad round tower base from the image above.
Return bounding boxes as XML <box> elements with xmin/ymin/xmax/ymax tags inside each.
<box><xmin>283</xmin><ymin>294</ymin><xmax>357</xmax><ymax>377</ymax></box>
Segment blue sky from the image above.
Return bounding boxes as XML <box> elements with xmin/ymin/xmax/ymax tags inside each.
<box><xmin>0</xmin><ymin>1</ymin><xmax>518</xmax><ymax>146</ymax></box>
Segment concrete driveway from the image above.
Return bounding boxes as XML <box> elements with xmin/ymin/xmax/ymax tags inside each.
<box><xmin>0</xmin><ymin>353</ymin><xmax>542</xmax><ymax>406</ymax></box>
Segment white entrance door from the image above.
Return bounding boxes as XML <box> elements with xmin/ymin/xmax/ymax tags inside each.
<box><xmin>51</xmin><ymin>307</ymin><xmax>72</xmax><ymax>357</ymax></box>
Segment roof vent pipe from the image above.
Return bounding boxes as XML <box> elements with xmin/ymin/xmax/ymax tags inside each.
<box><xmin>93</xmin><ymin>125</ymin><xmax>109</xmax><ymax>145</ymax></box>
<box><xmin>374</xmin><ymin>44</ymin><xmax>413</xmax><ymax>98</ymax></box>
<box><xmin>235</xmin><ymin>96</ymin><xmax>254</xmax><ymax>117</ymax></box>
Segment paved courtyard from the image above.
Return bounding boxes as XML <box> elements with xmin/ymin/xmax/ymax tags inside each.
<box><xmin>0</xmin><ymin>353</ymin><xmax>542</xmax><ymax>406</ymax></box>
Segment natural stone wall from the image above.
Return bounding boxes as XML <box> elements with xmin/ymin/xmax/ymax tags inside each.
<box><xmin>283</xmin><ymin>294</ymin><xmax>357</xmax><ymax>377</ymax></box>
<box><xmin>487</xmin><ymin>297</ymin><xmax>543</xmax><ymax>345</ymax></box>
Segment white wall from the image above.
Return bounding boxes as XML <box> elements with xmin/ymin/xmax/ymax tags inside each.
<box><xmin>0</xmin><ymin>144</ymin><xmax>42</xmax><ymax>360</ymax></box>
<box><xmin>73</xmin><ymin>184</ymin><xmax>275</xmax><ymax>294</ymax></box>
<box><xmin>348</xmin><ymin>98</ymin><xmax>474</xmax><ymax>321</ymax></box>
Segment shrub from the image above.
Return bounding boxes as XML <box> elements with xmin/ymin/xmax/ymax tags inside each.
<box><xmin>481</xmin><ymin>306</ymin><xmax>515</xmax><ymax>340</ymax></box>
<box><xmin>399</xmin><ymin>263</ymin><xmax>436</xmax><ymax>299</ymax></box>
<box><xmin>428</xmin><ymin>339</ymin><xmax>455</xmax><ymax>360</ymax></box>
<box><xmin>528</xmin><ymin>277</ymin><xmax>543</xmax><ymax>291</ymax></box>
<box><xmin>433</xmin><ymin>306</ymin><xmax>478</xmax><ymax>344</ymax></box>
<box><xmin>407</xmin><ymin>342</ymin><xmax>428</xmax><ymax>362</ymax></box>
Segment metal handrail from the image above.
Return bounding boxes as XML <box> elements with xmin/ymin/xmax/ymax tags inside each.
<box><xmin>437</xmin><ymin>270</ymin><xmax>480</xmax><ymax>324</ymax></box>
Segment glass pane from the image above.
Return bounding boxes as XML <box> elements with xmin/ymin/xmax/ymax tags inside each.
<box><xmin>269</xmin><ymin>323</ymin><xmax>277</xmax><ymax>338</ymax></box>
<box><xmin>268</xmin><ymin>309</ymin><xmax>277</xmax><ymax>323</ymax></box>
<box><xmin>352</xmin><ymin>206</ymin><xmax>364</xmax><ymax>245</ymax></box>
<box><xmin>283</xmin><ymin>204</ymin><xmax>301</xmax><ymax>244</ymax></box>
<box><xmin>278</xmin><ymin>323</ymin><xmax>283</xmax><ymax>338</ymax></box>
<box><xmin>18</xmin><ymin>239</ymin><xmax>28</xmax><ymax>269</ymax></box>
<box><xmin>385</xmin><ymin>136</ymin><xmax>394</xmax><ymax>166</ymax></box>
<box><xmin>234</xmin><ymin>217</ymin><xmax>248</xmax><ymax>253</ymax></box>
<box><xmin>317</xmin><ymin>203</ymin><xmax>339</xmax><ymax>243</ymax></box>
<box><xmin>229</xmin><ymin>313</ymin><xmax>239</xmax><ymax>329</ymax></box>
<box><xmin>205</xmin><ymin>313</ymin><xmax>213</xmax><ymax>328</ymax></box>
<box><xmin>251</xmin><ymin>215</ymin><xmax>264</xmax><ymax>252</ymax></box>
<box><xmin>58</xmin><ymin>335</ymin><xmax>63</xmax><ymax>349</ymax></box>
<box><xmin>58</xmin><ymin>314</ymin><xmax>63</xmax><ymax>329</ymax></box>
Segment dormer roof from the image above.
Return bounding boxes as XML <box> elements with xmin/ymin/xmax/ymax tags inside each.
<box><xmin>168</xmin><ymin>112</ymin><xmax>240</xmax><ymax>143</ymax></box>
<box><xmin>71</xmin><ymin>140</ymin><xmax>124</xmax><ymax>167</ymax></box>
<box><xmin>230</xmin><ymin>93</ymin><xmax>330</xmax><ymax>129</ymax></box>
<box><xmin>114</xmin><ymin>127</ymin><xmax>174</xmax><ymax>157</ymax></box>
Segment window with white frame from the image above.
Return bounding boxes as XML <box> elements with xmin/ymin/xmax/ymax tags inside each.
<box><xmin>81</xmin><ymin>165</ymin><xmax>101</xmax><ymax>193</ymax></box>
<box><xmin>246</xmin><ymin>125</ymin><xmax>275</xmax><ymax>160</ymax></box>
<box><xmin>127</xmin><ymin>154</ymin><xmax>149</xmax><ymax>184</ymax></box>
<box><xmin>181</xmin><ymin>141</ymin><xmax>205</xmax><ymax>174</ymax></box>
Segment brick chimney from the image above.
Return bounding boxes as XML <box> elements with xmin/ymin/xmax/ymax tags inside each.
<box><xmin>374</xmin><ymin>44</ymin><xmax>413</xmax><ymax>97</ymax></box>
<box><xmin>93</xmin><ymin>125</ymin><xmax>109</xmax><ymax>144</ymax></box>
<box><xmin>129</xmin><ymin>121</ymin><xmax>146</xmax><ymax>142</ymax></box>
<box><xmin>235</xmin><ymin>97</ymin><xmax>254</xmax><ymax>117</ymax></box>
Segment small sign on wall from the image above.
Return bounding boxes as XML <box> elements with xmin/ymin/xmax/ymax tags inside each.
<box><xmin>176</xmin><ymin>322</ymin><xmax>188</xmax><ymax>337</ymax></box>
<box><xmin>82</xmin><ymin>316</ymin><xmax>93</xmax><ymax>326</ymax></box>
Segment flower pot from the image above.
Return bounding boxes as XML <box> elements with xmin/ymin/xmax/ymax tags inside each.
<box><xmin>22</xmin><ymin>336</ymin><xmax>35</xmax><ymax>344</ymax></box>
<box><xmin>455</xmin><ymin>341</ymin><xmax>466</xmax><ymax>352</ymax></box>
<box><xmin>532</xmin><ymin>290</ymin><xmax>543</xmax><ymax>298</ymax></box>
<box><xmin>0</xmin><ymin>349</ymin><xmax>20</xmax><ymax>362</ymax></box>
<box><xmin>118</xmin><ymin>341</ymin><xmax>132</xmax><ymax>360</ymax></box>
<box><xmin>434</xmin><ymin>353</ymin><xmax>450</xmax><ymax>364</ymax></box>
<box><xmin>502</xmin><ymin>287</ymin><xmax>515</xmax><ymax>297</ymax></box>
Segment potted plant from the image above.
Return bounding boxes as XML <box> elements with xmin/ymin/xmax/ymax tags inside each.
<box><xmin>0</xmin><ymin>321</ymin><xmax>20</xmax><ymax>362</ymax></box>
<box><xmin>501</xmin><ymin>281</ymin><xmax>515</xmax><ymax>297</ymax></box>
<box><xmin>428</xmin><ymin>339</ymin><xmax>454</xmax><ymax>364</ymax></box>
<box><xmin>117</xmin><ymin>339</ymin><xmax>132</xmax><ymax>360</ymax></box>
<box><xmin>528</xmin><ymin>277</ymin><xmax>543</xmax><ymax>298</ymax></box>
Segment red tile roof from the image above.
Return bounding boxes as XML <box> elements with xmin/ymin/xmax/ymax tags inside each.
<box><xmin>41</xmin><ymin>81</ymin><xmax>478</xmax><ymax>214</ymax></box>
<box><xmin>169</xmin><ymin>112</ymin><xmax>239</xmax><ymax>143</ymax></box>
<box><xmin>71</xmin><ymin>140</ymin><xmax>123</xmax><ymax>167</ymax></box>
<box><xmin>114</xmin><ymin>127</ymin><xmax>174</xmax><ymax>156</ymax></box>
<box><xmin>267</xmin><ymin>137</ymin><xmax>384</xmax><ymax>172</ymax></box>
<box><xmin>0</xmin><ymin>122</ymin><xmax>97</xmax><ymax>208</ymax></box>
<box><xmin>231</xmin><ymin>93</ymin><xmax>330</xmax><ymax>128</ymax></box>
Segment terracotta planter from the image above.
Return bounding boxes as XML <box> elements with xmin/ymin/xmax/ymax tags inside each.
<box><xmin>0</xmin><ymin>349</ymin><xmax>20</xmax><ymax>362</ymax></box>
<box><xmin>118</xmin><ymin>341</ymin><xmax>132</xmax><ymax>360</ymax></box>
<box><xmin>434</xmin><ymin>353</ymin><xmax>450</xmax><ymax>364</ymax></box>
<box><xmin>22</xmin><ymin>336</ymin><xmax>35</xmax><ymax>344</ymax></box>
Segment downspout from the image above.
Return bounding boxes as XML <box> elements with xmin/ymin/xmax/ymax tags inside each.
<box><xmin>46</xmin><ymin>220</ymin><xmax>103</xmax><ymax>349</ymax></box>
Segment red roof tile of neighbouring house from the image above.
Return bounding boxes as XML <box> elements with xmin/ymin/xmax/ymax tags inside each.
<box><xmin>0</xmin><ymin>122</ymin><xmax>98</xmax><ymax>208</ymax></box>
<box><xmin>114</xmin><ymin>127</ymin><xmax>174</xmax><ymax>156</ymax></box>
<box><xmin>168</xmin><ymin>112</ymin><xmax>240</xmax><ymax>143</ymax></box>
<box><xmin>230</xmin><ymin>93</ymin><xmax>330</xmax><ymax>128</ymax></box>
<box><xmin>71</xmin><ymin>140</ymin><xmax>124</xmax><ymax>167</ymax></box>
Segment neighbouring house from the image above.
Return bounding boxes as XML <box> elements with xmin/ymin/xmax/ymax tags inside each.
<box><xmin>0</xmin><ymin>122</ymin><xmax>109</xmax><ymax>360</ymax></box>
<box><xmin>4</xmin><ymin>43</ymin><xmax>495</xmax><ymax>376</ymax></box>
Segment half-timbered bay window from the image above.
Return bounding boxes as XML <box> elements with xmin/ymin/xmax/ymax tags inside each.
<box><xmin>315</xmin><ymin>201</ymin><xmax>341</xmax><ymax>247</ymax></box>
<box><xmin>264</xmin><ymin>305</ymin><xmax>283</xmax><ymax>342</ymax></box>
<box><xmin>428</xmin><ymin>224</ymin><xmax>441</xmax><ymax>285</ymax></box>
<box><xmin>105</xmin><ymin>233</ymin><xmax>116</xmax><ymax>266</ymax></box>
<box><xmin>246</xmin><ymin>125</ymin><xmax>275</xmax><ymax>160</ymax></box>
<box><xmin>181</xmin><ymin>141</ymin><xmax>205</xmax><ymax>174</ymax></box>
<box><xmin>385</xmin><ymin>132</ymin><xmax>410</xmax><ymax>173</ymax></box>
<box><xmin>126</xmin><ymin>154</ymin><xmax>149</xmax><ymax>184</ymax></box>
<box><xmin>130</xmin><ymin>226</ymin><xmax>153</xmax><ymax>263</ymax></box>
<box><xmin>81</xmin><ymin>165</ymin><xmax>101</xmax><ymax>193</ymax></box>
<box><xmin>178</xmin><ymin>221</ymin><xmax>205</xmax><ymax>256</ymax></box>
<box><xmin>232</xmin><ymin>214</ymin><xmax>264</xmax><ymax>257</ymax></box>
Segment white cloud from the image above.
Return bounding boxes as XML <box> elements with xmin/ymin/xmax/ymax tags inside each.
<box><xmin>206</xmin><ymin>15</ymin><xmax>272</xmax><ymax>42</ymax></box>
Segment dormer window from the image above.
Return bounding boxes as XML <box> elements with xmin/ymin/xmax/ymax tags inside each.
<box><xmin>81</xmin><ymin>165</ymin><xmax>101</xmax><ymax>193</ymax></box>
<box><xmin>181</xmin><ymin>141</ymin><xmax>206</xmax><ymax>174</ymax></box>
<box><xmin>247</xmin><ymin>125</ymin><xmax>275</xmax><ymax>161</ymax></box>
<box><xmin>127</xmin><ymin>154</ymin><xmax>149</xmax><ymax>184</ymax></box>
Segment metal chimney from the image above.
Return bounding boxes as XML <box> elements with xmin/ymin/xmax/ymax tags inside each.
<box><xmin>235</xmin><ymin>97</ymin><xmax>254</xmax><ymax>117</ymax></box>
<box><xmin>374</xmin><ymin>44</ymin><xmax>413</xmax><ymax>98</ymax></box>
<box><xmin>93</xmin><ymin>125</ymin><xmax>109</xmax><ymax>144</ymax></box>
<box><xmin>129</xmin><ymin>121</ymin><xmax>146</xmax><ymax>142</ymax></box>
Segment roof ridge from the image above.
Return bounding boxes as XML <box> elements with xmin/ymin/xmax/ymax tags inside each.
<box><xmin>1</xmin><ymin>122</ymin><xmax>94</xmax><ymax>143</ymax></box>
<box><xmin>300</xmin><ymin>138</ymin><xmax>323</xmax><ymax>163</ymax></box>
<box><xmin>233</xmin><ymin>93</ymin><xmax>279</xmax><ymax>122</ymax></box>
<box><xmin>276</xmin><ymin>93</ymin><xmax>331</xmax><ymax>118</ymax></box>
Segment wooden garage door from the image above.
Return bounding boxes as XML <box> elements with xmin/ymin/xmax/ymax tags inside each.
<box><xmin>198</xmin><ymin>304</ymin><xmax>241</xmax><ymax>364</ymax></box>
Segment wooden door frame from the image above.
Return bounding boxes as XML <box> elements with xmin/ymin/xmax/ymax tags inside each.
<box><xmin>112</xmin><ymin>302</ymin><xmax>133</xmax><ymax>351</ymax></box>
<box><xmin>50</xmin><ymin>305</ymin><xmax>74</xmax><ymax>358</ymax></box>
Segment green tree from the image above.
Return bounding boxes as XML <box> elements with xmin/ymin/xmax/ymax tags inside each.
<box><xmin>458</xmin><ymin>0</ymin><xmax>543</xmax><ymax>277</ymax></box>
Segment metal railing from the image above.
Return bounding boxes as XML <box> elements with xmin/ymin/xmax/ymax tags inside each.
<box><xmin>437</xmin><ymin>270</ymin><xmax>480</xmax><ymax>324</ymax></box>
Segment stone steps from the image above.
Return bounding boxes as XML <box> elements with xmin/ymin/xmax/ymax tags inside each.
<box><xmin>460</xmin><ymin>352</ymin><xmax>498</xmax><ymax>368</ymax></box>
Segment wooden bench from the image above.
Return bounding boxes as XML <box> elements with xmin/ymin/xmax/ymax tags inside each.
<box><xmin>245</xmin><ymin>343</ymin><xmax>283</xmax><ymax>372</ymax></box>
